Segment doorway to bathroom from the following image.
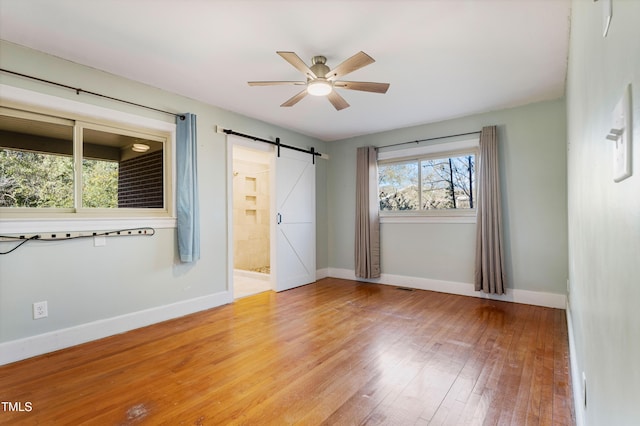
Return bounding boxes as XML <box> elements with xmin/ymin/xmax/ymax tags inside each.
<box><xmin>231</xmin><ymin>142</ymin><xmax>273</xmax><ymax>298</ymax></box>
<box><xmin>227</xmin><ymin>131</ymin><xmax>317</xmax><ymax>299</ymax></box>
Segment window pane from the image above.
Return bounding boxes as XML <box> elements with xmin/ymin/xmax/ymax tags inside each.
<box><xmin>82</xmin><ymin>158</ymin><xmax>118</xmax><ymax>208</ymax></box>
<box><xmin>82</xmin><ymin>128</ymin><xmax>164</xmax><ymax>209</ymax></box>
<box><xmin>421</xmin><ymin>155</ymin><xmax>474</xmax><ymax>209</ymax></box>
<box><xmin>0</xmin><ymin>115</ymin><xmax>74</xmax><ymax>208</ymax></box>
<box><xmin>378</xmin><ymin>161</ymin><xmax>419</xmax><ymax>211</ymax></box>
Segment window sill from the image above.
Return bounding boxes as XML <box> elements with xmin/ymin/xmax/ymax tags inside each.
<box><xmin>0</xmin><ymin>217</ymin><xmax>177</xmax><ymax>235</ymax></box>
<box><xmin>380</xmin><ymin>211</ymin><xmax>476</xmax><ymax>224</ymax></box>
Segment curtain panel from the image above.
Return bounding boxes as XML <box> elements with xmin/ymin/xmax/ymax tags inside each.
<box><xmin>474</xmin><ymin>125</ymin><xmax>506</xmax><ymax>294</ymax></box>
<box><xmin>176</xmin><ymin>113</ymin><xmax>200</xmax><ymax>263</ymax></box>
<box><xmin>355</xmin><ymin>146</ymin><xmax>381</xmax><ymax>279</ymax></box>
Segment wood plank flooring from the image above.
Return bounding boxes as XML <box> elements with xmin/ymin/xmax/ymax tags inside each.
<box><xmin>0</xmin><ymin>278</ymin><xmax>575</xmax><ymax>425</ymax></box>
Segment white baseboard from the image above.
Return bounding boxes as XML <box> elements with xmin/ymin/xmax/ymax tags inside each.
<box><xmin>0</xmin><ymin>291</ymin><xmax>233</xmax><ymax>366</ymax></box>
<box><xmin>316</xmin><ymin>267</ymin><xmax>330</xmax><ymax>280</ymax></box>
<box><xmin>566</xmin><ymin>302</ymin><xmax>585</xmax><ymax>426</ymax></box>
<box><xmin>234</xmin><ymin>269</ymin><xmax>270</xmax><ymax>281</ymax></box>
<box><xmin>327</xmin><ymin>268</ymin><xmax>567</xmax><ymax>309</ymax></box>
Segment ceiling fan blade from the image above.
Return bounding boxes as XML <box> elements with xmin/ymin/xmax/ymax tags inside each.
<box><xmin>327</xmin><ymin>90</ymin><xmax>350</xmax><ymax>111</ymax></box>
<box><xmin>281</xmin><ymin>89</ymin><xmax>308</xmax><ymax>107</ymax></box>
<box><xmin>326</xmin><ymin>51</ymin><xmax>375</xmax><ymax>80</ymax></box>
<box><xmin>334</xmin><ymin>81</ymin><xmax>390</xmax><ymax>93</ymax></box>
<box><xmin>277</xmin><ymin>51</ymin><xmax>317</xmax><ymax>79</ymax></box>
<box><xmin>248</xmin><ymin>81</ymin><xmax>306</xmax><ymax>86</ymax></box>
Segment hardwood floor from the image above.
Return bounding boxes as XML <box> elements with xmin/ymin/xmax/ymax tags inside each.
<box><xmin>0</xmin><ymin>278</ymin><xmax>575</xmax><ymax>425</ymax></box>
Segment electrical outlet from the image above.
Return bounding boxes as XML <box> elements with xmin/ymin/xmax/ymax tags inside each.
<box><xmin>33</xmin><ymin>301</ymin><xmax>48</xmax><ymax>319</ymax></box>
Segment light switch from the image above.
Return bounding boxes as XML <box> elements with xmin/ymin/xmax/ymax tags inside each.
<box><xmin>608</xmin><ymin>84</ymin><xmax>632</xmax><ymax>182</ymax></box>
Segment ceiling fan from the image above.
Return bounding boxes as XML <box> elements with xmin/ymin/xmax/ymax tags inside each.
<box><xmin>248</xmin><ymin>51</ymin><xmax>390</xmax><ymax>111</ymax></box>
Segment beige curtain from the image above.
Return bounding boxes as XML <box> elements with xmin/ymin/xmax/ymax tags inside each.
<box><xmin>475</xmin><ymin>126</ymin><xmax>506</xmax><ymax>294</ymax></box>
<box><xmin>355</xmin><ymin>146</ymin><xmax>381</xmax><ymax>279</ymax></box>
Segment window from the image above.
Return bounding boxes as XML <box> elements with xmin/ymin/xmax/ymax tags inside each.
<box><xmin>377</xmin><ymin>139</ymin><xmax>478</xmax><ymax>223</ymax></box>
<box><xmin>0</xmin><ymin>112</ymin><xmax>74</xmax><ymax>208</ymax></box>
<box><xmin>0</xmin><ymin>107</ymin><xmax>171</xmax><ymax>217</ymax></box>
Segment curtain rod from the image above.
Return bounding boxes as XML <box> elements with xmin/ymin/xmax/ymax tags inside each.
<box><xmin>0</xmin><ymin>68</ymin><xmax>185</xmax><ymax>120</ymax></box>
<box><xmin>218</xmin><ymin>127</ymin><xmax>324</xmax><ymax>163</ymax></box>
<box><xmin>376</xmin><ymin>130</ymin><xmax>481</xmax><ymax>150</ymax></box>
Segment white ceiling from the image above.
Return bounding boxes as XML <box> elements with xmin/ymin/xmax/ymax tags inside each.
<box><xmin>0</xmin><ymin>0</ymin><xmax>571</xmax><ymax>142</ymax></box>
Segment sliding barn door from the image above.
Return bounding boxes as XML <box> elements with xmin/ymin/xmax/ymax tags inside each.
<box><xmin>275</xmin><ymin>148</ymin><xmax>316</xmax><ymax>292</ymax></box>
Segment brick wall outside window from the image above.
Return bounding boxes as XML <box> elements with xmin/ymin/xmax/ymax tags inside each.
<box><xmin>118</xmin><ymin>150</ymin><xmax>163</xmax><ymax>208</ymax></box>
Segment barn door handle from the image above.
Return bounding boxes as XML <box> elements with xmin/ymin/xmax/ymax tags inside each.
<box><xmin>276</xmin><ymin>213</ymin><xmax>282</xmax><ymax>224</ymax></box>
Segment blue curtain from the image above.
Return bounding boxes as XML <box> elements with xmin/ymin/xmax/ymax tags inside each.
<box><xmin>176</xmin><ymin>113</ymin><xmax>200</xmax><ymax>263</ymax></box>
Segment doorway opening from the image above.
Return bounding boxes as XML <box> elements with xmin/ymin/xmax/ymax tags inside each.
<box><xmin>232</xmin><ymin>143</ymin><xmax>273</xmax><ymax>298</ymax></box>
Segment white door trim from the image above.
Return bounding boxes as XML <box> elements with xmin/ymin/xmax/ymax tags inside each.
<box><xmin>226</xmin><ymin>136</ymin><xmax>276</xmax><ymax>299</ymax></box>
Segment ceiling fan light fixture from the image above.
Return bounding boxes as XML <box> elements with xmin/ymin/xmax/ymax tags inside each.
<box><xmin>307</xmin><ymin>79</ymin><xmax>332</xmax><ymax>96</ymax></box>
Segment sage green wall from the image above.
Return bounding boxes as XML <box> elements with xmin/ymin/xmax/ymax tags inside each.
<box><xmin>327</xmin><ymin>98</ymin><xmax>568</xmax><ymax>295</ymax></box>
<box><xmin>0</xmin><ymin>41</ymin><xmax>328</xmax><ymax>343</ymax></box>
<box><xmin>566</xmin><ymin>1</ymin><xmax>640</xmax><ymax>424</ymax></box>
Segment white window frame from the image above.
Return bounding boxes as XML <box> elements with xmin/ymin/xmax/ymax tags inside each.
<box><xmin>0</xmin><ymin>84</ymin><xmax>176</xmax><ymax>234</ymax></box>
<box><xmin>378</xmin><ymin>137</ymin><xmax>479</xmax><ymax>224</ymax></box>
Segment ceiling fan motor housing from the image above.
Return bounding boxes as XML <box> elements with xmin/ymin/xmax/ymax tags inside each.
<box><xmin>310</xmin><ymin>56</ymin><xmax>330</xmax><ymax>79</ymax></box>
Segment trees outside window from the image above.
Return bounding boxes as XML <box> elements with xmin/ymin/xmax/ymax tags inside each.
<box><xmin>379</xmin><ymin>154</ymin><xmax>475</xmax><ymax>212</ymax></box>
<box><xmin>0</xmin><ymin>149</ymin><xmax>74</xmax><ymax>208</ymax></box>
